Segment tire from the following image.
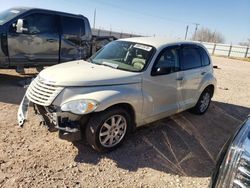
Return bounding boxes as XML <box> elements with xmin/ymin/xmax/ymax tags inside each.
<box><xmin>85</xmin><ymin>107</ymin><xmax>131</xmax><ymax>152</ymax></box>
<box><xmin>191</xmin><ymin>88</ymin><xmax>212</xmax><ymax>115</ymax></box>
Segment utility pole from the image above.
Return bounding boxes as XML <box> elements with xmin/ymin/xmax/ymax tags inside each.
<box><xmin>93</xmin><ymin>8</ymin><xmax>96</xmax><ymax>29</ymax></box>
<box><xmin>185</xmin><ymin>25</ymin><xmax>189</xmax><ymax>40</ymax></box>
<box><xmin>193</xmin><ymin>23</ymin><xmax>200</xmax><ymax>41</ymax></box>
<box><xmin>212</xmin><ymin>31</ymin><xmax>216</xmax><ymax>43</ymax></box>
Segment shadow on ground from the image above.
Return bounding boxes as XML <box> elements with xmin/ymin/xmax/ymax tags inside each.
<box><xmin>0</xmin><ymin>73</ymin><xmax>35</xmax><ymax>104</ymax></box>
<box><xmin>73</xmin><ymin>102</ymin><xmax>250</xmax><ymax>177</ymax></box>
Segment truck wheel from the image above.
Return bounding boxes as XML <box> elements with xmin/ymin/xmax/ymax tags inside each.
<box><xmin>191</xmin><ymin>88</ymin><xmax>212</xmax><ymax>115</ymax></box>
<box><xmin>85</xmin><ymin>107</ymin><xmax>131</xmax><ymax>152</ymax></box>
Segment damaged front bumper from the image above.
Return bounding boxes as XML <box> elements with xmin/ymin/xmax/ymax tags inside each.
<box><xmin>18</xmin><ymin>95</ymin><xmax>30</xmax><ymax>126</ymax></box>
<box><xmin>33</xmin><ymin>104</ymin><xmax>81</xmax><ymax>133</ymax></box>
<box><xmin>17</xmin><ymin>95</ymin><xmax>85</xmax><ymax>134</ymax></box>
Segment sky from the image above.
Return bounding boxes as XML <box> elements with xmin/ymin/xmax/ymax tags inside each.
<box><xmin>0</xmin><ymin>0</ymin><xmax>249</xmax><ymax>44</ymax></box>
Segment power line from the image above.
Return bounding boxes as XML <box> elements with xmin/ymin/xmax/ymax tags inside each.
<box><xmin>91</xmin><ymin>0</ymin><xmax>199</xmax><ymax>26</ymax></box>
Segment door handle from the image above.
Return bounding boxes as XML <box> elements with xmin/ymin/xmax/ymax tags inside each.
<box><xmin>201</xmin><ymin>72</ymin><xmax>207</xmax><ymax>75</ymax></box>
<box><xmin>176</xmin><ymin>77</ymin><xmax>183</xmax><ymax>81</ymax></box>
<box><xmin>46</xmin><ymin>38</ymin><xmax>56</xmax><ymax>42</ymax></box>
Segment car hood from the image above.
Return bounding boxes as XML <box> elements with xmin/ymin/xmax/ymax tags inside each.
<box><xmin>39</xmin><ymin>60</ymin><xmax>142</xmax><ymax>86</ymax></box>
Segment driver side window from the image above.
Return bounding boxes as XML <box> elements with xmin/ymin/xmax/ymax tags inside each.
<box><xmin>9</xmin><ymin>13</ymin><xmax>57</xmax><ymax>34</ymax></box>
<box><xmin>152</xmin><ymin>47</ymin><xmax>179</xmax><ymax>76</ymax></box>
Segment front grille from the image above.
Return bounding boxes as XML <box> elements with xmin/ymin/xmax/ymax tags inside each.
<box><xmin>26</xmin><ymin>77</ymin><xmax>63</xmax><ymax>106</ymax></box>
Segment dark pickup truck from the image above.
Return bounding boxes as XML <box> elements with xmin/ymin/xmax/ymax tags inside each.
<box><xmin>0</xmin><ymin>7</ymin><xmax>94</xmax><ymax>72</ymax></box>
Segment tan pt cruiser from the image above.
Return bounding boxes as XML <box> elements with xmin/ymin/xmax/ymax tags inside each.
<box><xmin>18</xmin><ymin>37</ymin><xmax>217</xmax><ymax>152</ymax></box>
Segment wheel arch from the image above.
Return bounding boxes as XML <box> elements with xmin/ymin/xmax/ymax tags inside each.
<box><xmin>102</xmin><ymin>102</ymin><xmax>137</xmax><ymax>131</ymax></box>
<box><xmin>204</xmin><ymin>84</ymin><xmax>215</xmax><ymax>97</ymax></box>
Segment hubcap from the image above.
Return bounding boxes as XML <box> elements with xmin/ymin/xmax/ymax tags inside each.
<box><xmin>99</xmin><ymin>115</ymin><xmax>127</xmax><ymax>148</ymax></box>
<box><xmin>200</xmin><ymin>92</ymin><xmax>210</xmax><ymax>112</ymax></box>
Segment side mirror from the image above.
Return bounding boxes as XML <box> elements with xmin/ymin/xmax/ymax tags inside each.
<box><xmin>151</xmin><ymin>67</ymin><xmax>172</xmax><ymax>76</ymax></box>
<box><xmin>16</xmin><ymin>19</ymin><xmax>28</xmax><ymax>33</ymax></box>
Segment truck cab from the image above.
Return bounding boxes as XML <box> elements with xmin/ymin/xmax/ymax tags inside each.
<box><xmin>0</xmin><ymin>7</ymin><xmax>92</xmax><ymax>70</ymax></box>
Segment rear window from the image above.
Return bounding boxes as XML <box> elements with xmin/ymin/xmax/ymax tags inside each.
<box><xmin>62</xmin><ymin>17</ymin><xmax>85</xmax><ymax>36</ymax></box>
<box><xmin>180</xmin><ymin>46</ymin><xmax>202</xmax><ymax>70</ymax></box>
<box><xmin>199</xmin><ymin>48</ymin><xmax>210</xmax><ymax>66</ymax></box>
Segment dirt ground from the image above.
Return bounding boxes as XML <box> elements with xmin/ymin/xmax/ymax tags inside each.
<box><xmin>0</xmin><ymin>56</ymin><xmax>250</xmax><ymax>188</ymax></box>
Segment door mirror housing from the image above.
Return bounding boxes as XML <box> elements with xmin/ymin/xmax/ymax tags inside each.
<box><xmin>151</xmin><ymin>67</ymin><xmax>172</xmax><ymax>76</ymax></box>
<box><xmin>16</xmin><ymin>19</ymin><xmax>28</xmax><ymax>33</ymax></box>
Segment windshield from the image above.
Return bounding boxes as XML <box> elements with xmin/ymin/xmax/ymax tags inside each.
<box><xmin>0</xmin><ymin>8</ymin><xmax>26</xmax><ymax>25</ymax></box>
<box><xmin>90</xmin><ymin>41</ymin><xmax>155</xmax><ymax>72</ymax></box>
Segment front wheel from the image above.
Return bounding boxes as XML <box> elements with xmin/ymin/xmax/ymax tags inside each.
<box><xmin>191</xmin><ymin>88</ymin><xmax>212</xmax><ymax>115</ymax></box>
<box><xmin>85</xmin><ymin>107</ymin><xmax>131</xmax><ymax>152</ymax></box>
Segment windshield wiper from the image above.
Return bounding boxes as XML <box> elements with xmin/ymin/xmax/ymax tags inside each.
<box><xmin>101</xmin><ymin>62</ymin><xmax>119</xmax><ymax>69</ymax></box>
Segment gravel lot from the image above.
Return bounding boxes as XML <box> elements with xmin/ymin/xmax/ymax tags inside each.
<box><xmin>0</xmin><ymin>56</ymin><xmax>250</xmax><ymax>188</ymax></box>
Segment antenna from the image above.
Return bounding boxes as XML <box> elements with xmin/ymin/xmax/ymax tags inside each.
<box><xmin>93</xmin><ymin>8</ymin><xmax>96</xmax><ymax>29</ymax></box>
<box><xmin>79</xmin><ymin>25</ymin><xmax>82</xmax><ymax>60</ymax></box>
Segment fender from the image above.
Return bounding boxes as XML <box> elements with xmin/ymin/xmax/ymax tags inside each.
<box><xmin>198</xmin><ymin>71</ymin><xmax>217</xmax><ymax>98</ymax></box>
<box><xmin>52</xmin><ymin>84</ymin><xmax>144</xmax><ymax>125</ymax></box>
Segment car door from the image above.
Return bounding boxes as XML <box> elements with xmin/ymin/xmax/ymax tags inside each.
<box><xmin>60</xmin><ymin>16</ymin><xmax>89</xmax><ymax>62</ymax></box>
<box><xmin>7</xmin><ymin>13</ymin><xmax>59</xmax><ymax>66</ymax></box>
<box><xmin>178</xmin><ymin>44</ymin><xmax>203</xmax><ymax>110</ymax></box>
<box><xmin>142</xmin><ymin>46</ymin><xmax>182</xmax><ymax>123</ymax></box>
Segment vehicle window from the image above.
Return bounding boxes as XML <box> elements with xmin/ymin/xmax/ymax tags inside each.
<box><xmin>180</xmin><ymin>46</ymin><xmax>202</xmax><ymax>70</ymax></box>
<box><xmin>153</xmin><ymin>47</ymin><xmax>179</xmax><ymax>75</ymax></box>
<box><xmin>199</xmin><ymin>48</ymin><xmax>210</xmax><ymax>66</ymax></box>
<box><xmin>90</xmin><ymin>41</ymin><xmax>155</xmax><ymax>72</ymax></box>
<box><xmin>10</xmin><ymin>13</ymin><xmax>58</xmax><ymax>34</ymax></box>
<box><xmin>62</xmin><ymin>17</ymin><xmax>85</xmax><ymax>36</ymax></box>
<box><xmin>0</xmin><ymin>8</ymin><xmax>26</xmax><ymax>25</ymax></box>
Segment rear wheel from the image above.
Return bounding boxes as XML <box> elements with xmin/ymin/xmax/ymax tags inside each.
<box><xmin>191</xmin><ymin>88</ymin><xmax>212</xmax><ymax>114</ymax></box>
<box><xmin>85</xmin><ymin>107</ymin><xmax>131</xmax><ymax>152</ymax></box>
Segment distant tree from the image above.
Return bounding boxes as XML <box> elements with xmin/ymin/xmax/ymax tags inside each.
<box><xmin>239</xmin><ymin>39</ymin><xmax>250</xmax><ymax>46</ymax></box>
<box><xmin>192</xmin><ymin>27</ymin><xmax>225</xmax><ymax>43</ymax></box>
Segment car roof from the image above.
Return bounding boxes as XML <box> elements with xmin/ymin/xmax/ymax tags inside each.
<box><xmin>9</xmin><ymin>7</ymin><xmax>85</xmax><ymax>18</ymax></box>
<box><xmin>118</xmin><ymin>36</ymin><xmax>203</xmax><ymax>49</ymax></box>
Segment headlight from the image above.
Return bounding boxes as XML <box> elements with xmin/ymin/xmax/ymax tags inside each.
<box><xmin>215</xmin><ymin>117</ymin><xmax>250</xmax><ymax>188</ymax></box>
<box><xmin>61</xmin><ymin>99</ymin><xmax>98</xmax><ymax>115</ymax></box>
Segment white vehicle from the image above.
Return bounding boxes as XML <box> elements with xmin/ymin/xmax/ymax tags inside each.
<box><xmin>18</xmin><ymin>37</ymin><xmax>217</xmax><ymax>152</ymax></box>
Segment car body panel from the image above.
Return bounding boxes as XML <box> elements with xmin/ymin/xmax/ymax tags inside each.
<box><xmin>0</xmin><ymin>26</ymin><xmax>9</xmax><ymax>67</ymax></box>
<box><xmin>141</xmin><ymin>70</ymin><xmax>181</xmax><ymax>124</ymax></box>
<box><xmin>38</xmin><ymin>60</ymin><xmax>142</xmax><ymax>86</ymax></box>
<box><xmin>8</xmin><ymin>33</ymin><xmax>60</xmax><ymax>66</ymax></box>
<box><xmin>52</xmin><ymin>84</ymin><xmax>144</xmax><ymax>125</ymax></box>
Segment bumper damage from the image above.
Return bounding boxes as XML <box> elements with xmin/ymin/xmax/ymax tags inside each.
<box><xmin>17</xmin><ymin>95</ymin><xmax>85</xmax><ymax>136</ymax></box>
<box><xmin>18</xmin><ymin>95</ymin><xmax>30</xmax><ymax>126</ymax></box>
<box><xmin>33</xmin><ymin>104</ymin><xmax>81</xmax><ymax>133</ymax></box>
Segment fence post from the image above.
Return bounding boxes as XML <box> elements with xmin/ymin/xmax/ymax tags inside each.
<box><xmin>212</xmin><ymin>43</ymin><xmax>216</xmax><ymax>55</ymax></box>
<box><xmin>228</xmin><ymin>43</ymin><xmax>232</xmax><ymax>57</ymax></box>
<box><xmin>245</xmin><ymin>46</ymin><xmax>249</xmax><ymax>58</ymax></box>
